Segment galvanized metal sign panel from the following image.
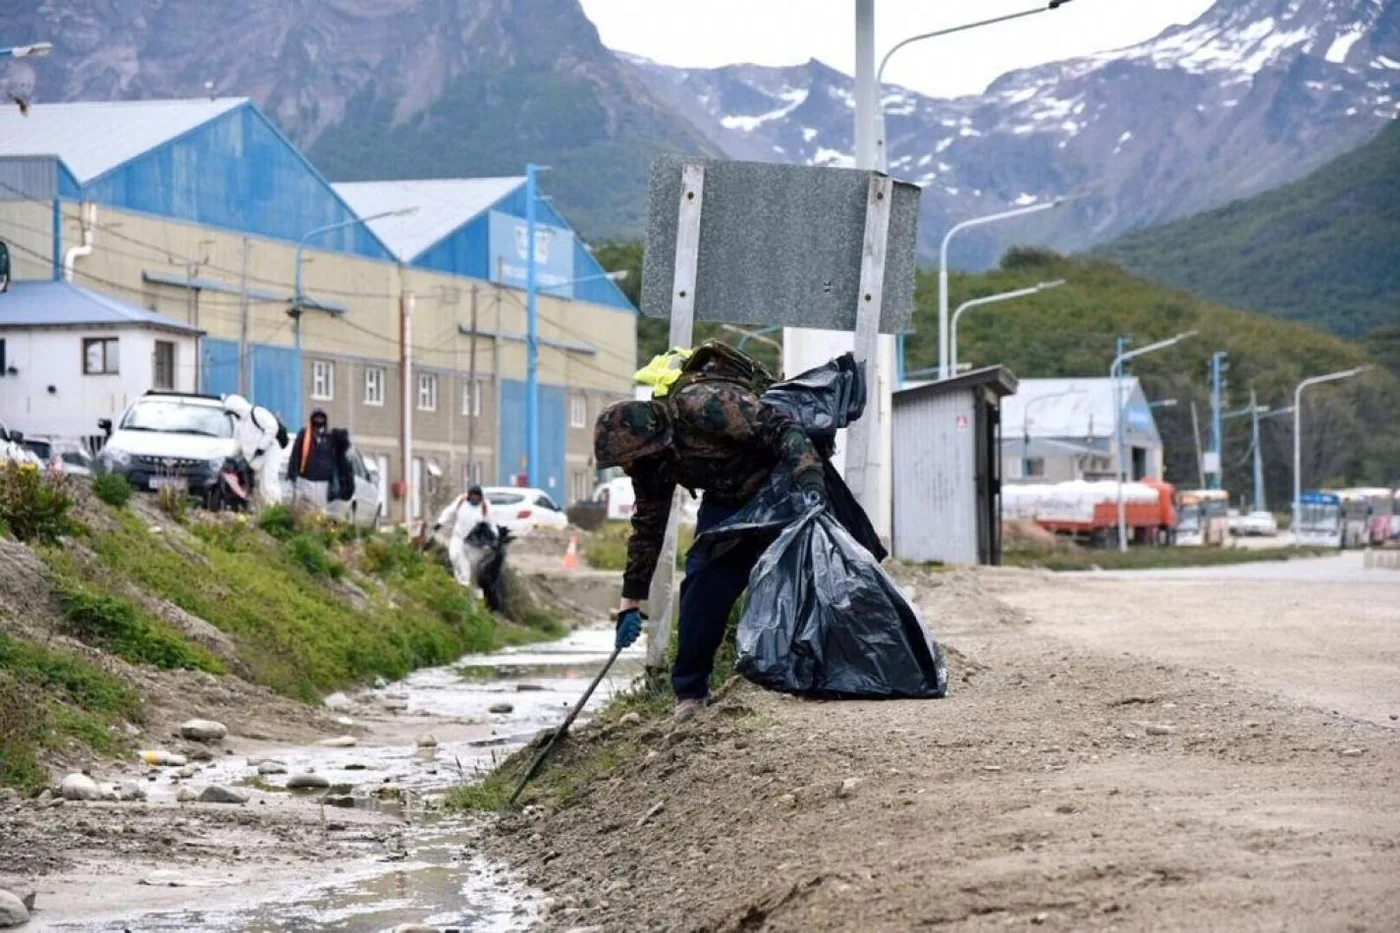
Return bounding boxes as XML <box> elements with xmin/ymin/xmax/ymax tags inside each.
<box><xmin>640</xmin><ymin>157</ymin><xmax>921</xmax><ymax>334</ymax></box>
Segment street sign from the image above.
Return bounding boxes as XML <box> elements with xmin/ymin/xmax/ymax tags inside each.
<box><xmin>640</xmin><ymin>156</ymin><xmax>921</xmax><ymax>334</ymax></box>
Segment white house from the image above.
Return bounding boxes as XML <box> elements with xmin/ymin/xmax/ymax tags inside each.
<box><xmin>999</xmin><ymin>377</ymin><xmax>1165</xmax><ymax>484</ymax></box>
<box><xmin>0</xmin><ymin>280</ymin><xmax>202</xmax><ymax>438</ymax></box>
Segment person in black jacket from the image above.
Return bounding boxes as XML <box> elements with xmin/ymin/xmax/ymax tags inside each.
<box><xmin>286</xmin><ymin>409</ymin><xmax>336</xmax><ymax>510</ymax></box>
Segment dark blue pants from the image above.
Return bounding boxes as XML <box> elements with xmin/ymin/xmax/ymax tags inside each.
<box><xmin>673</xmin><ymin>498</ymin><xmax>764</xmax><ymax>700</ymax></box>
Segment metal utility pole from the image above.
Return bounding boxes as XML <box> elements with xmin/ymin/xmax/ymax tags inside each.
<box><xmin>493</xmin><ymin>258</ymin><xmax>505</xmax><ymax>485</ymax></box>
<box><xmin>525</xmin><ymin>163</ymin><xmax>542</xmax><ymax>490</ymax></box>
<box><xmin>1208</xmin><ymin>351</ymin><xmax>1228</xmax><ymax>490</ymax></box>
<box><xmin>1292</xmin><ymin>366</ymin><xmax>1369</xmax><ymax>544</ymax></box>
<box><xmin>400</xmin><ymin>271</ymin><xmax>415</xmax><ymax>527</ymax></box>
<box><xmin>1190</xmin><ymin>400</ymin><xmax>1205</xmax><ymax>488</ymax></box>
<box><xmin>237</xmin><ymin>237</ymin><xmax>251</xmax><ymax>397</ymax></box>
<box><xmin>1250</xmin><ymin>388</ymin><xmax>1265</xmax><ymax>512</ymax></box>
<box><xmin>466</xmin><ymin>283</ymin><xmax>480</xmax><ymax>484</ymax></box>
<box><xmin>1112</xmin><ymin>330</ymin><xmax>1198</xmax><ymax>552</ymax></box>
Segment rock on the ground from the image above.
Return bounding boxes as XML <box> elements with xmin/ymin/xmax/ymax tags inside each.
<box><xmin>180</xmin><ymin>719</ymin><xmax>228</xmax><ymax>742</ymax></box>
<box><xmin>317</xmin><ymin>736</ymin><xmax>358</xmax><ymax>748</ymax></box>
<box><xmin>113</xmin><ymin>781</ymin><xmax>147</xmax><ymax>801</ymax></box>
<box><xmin>176</xmin><ymin>786</ymin><xmax>199</xmax><ymax>803</ymax></box>
<box><xmin>60</xmin><ymin>773</ymin><xmax>102</xmax><ymax>801</ymax></box>
<box><xmin>416</xmin><ymin>733</ymin><xmax>438</xmax><ymax>748</ymax></box>
<box><xmin>1145</xmin><ymin>724</ymin><xmax>1177</xmax><ymax>736</ymax></box>
<box><xmin>0</xmin><ymin>876</ymin><xmax>35</xmax><ymax>911</ymax></box>
<box><xmin>838</xmin><ymin>777</ymin><xmax>863</xmax><ymax>799</ymax></box>
<box><xmin>322</xmin><ymin>692</ymin><xmax>353</xmax><ymax>712</ymax></box>
<box><xmin>380</xmin><ymin>695</ymin><xmax>410</xmax><ymax>712</ymax></box>
<box><xmin>287</xmin><ymin>773</ymin><xmax>331</xmax><ymax>790</ymax></box>
<box><xmin>489</xmin><ymin>702</ymin><xmax>515</xmax><ymax>714</ymax></box>
<box><xmin>619</xmin><ymin>712</ymin><xmax>642</xmax><ymax>726</ymax></box>
<box><xmin>141</xmin><ymin>750</ymin><xmax>188</xmax><ymax>767</ymax></box>
<box><xmin>257</xmin><ymin>760</ymin><xmax>288</xmax><ymax>775</ymax></box>
<box><xmin>0</xmin><ymin>889</ymin><xmax>29</xmax><ymax>928</ymax></box>
<box><xmin>392</xmin><ymin>924</ymin><xmax>440</xmax><ymax>933</ymax></box>
<box><xmin>324</xmin><ymin>795</ymin><xmax>357</xmax><ymax>808</ymax></box>
<box><xmin>197</xmin><ymin>785</ymin><xmax>248</xmax><ymax>804</ymax></box>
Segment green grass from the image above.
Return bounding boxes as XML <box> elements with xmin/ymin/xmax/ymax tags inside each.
<box><xmin>52</xmin><ymin>578</ymin><xmax>225</xmax><ymax>673</ymax></box>
<box><xmin>287</xmin><ymin>533</ymin><xmax>346</xmax><ymax>580</ymax></box>
<box><xmin>1003</xmin><ymin>545</ymin><xmax>1334</xmax><ymax>572</ymax></box>
<box><xmin>0</xmin><ymin>631</ymin><xmax>144</xmax><ymax>791</ymax></box>
<box><xmin>48</xmin><ymin>511</ymin><xmax>551</xmax><ymax>702</ymax></box>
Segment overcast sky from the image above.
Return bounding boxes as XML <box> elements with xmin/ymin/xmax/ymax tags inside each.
<box><xmin>579</xmin><ymin>0</ymin><xmax>1217</xmax><ymax>98</ymax></box>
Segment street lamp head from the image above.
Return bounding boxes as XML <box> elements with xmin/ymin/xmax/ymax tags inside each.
<box><xmin>606</xmin><ymin>270</ymin><xmax>629</xmax><ymax>282</ymax></box>
<box><xmin>1174</xmin><ymin>329</ymin><xmax>1200</xmax><ymax>343</ymax></box>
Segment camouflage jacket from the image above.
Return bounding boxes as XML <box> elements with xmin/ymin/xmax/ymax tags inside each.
<box><xmin>621</xmin><ymin>382</ymin><xmax>823</xmax><ymax>600</ymax></box>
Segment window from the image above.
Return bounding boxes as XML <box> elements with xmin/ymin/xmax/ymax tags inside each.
<box><xmin>462</xmin><ymin>379</ymin><xmax>483</xmax><ymax>417</ymax></box>
<box><xmin>417</xmin><ymin>373</ymin><xmax>438</xmax><ymax>412</ymax></box>
<box><xmin>534</xmin><ymin>493</ymin><xmax>560</xmax><ymax>513</ymax></box>
<box><xmin>1025</xmin><ymin>458</ymin><xmax>1046</xmax><ymax>478</ymax></box>
<box><xmin>569</xmin><ymin>394</ymin><xmax>587</xmax><ymax>429</ymax></box>
<box><xmin>572</xmin><ymin>470</ymin><xmax>592</xmax><ymax>504</ymax></box>
<box><xmin>364</xmin><ymin>367</ymin><xmax>385</xmax><ymax>406</ymax></box>
<box><xmin>152</xmin><ymin>340</ymin><xmax>175</xmax><ymax>390</ymax></box>
<box><xmin>311</xmin><ymin>360</ymin><xmax>334</xmax><ymax>400</ymax></box>
<box><xmin>83</xmin><ymin>337</ymin><xmax>119</xmax><ymax>375</ymax></box>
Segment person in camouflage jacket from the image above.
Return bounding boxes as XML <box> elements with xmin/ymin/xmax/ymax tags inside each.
<box><xmin>594</xmin><ymin>380</ymin><xmax>827</xmax><ymax>720</ymax></box>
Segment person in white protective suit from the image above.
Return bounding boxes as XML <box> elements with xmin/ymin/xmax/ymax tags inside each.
<box><xmin>222</xmin><ymin>394</ymin><xmax>287</xmax><ymax>508</ymax></box>
<box><xmin>430</xmin><ymin>485</ymin><xmax>489</xmax><ymax>587</ymax></box>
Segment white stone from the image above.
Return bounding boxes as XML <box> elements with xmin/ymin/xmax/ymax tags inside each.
<box><xmin>198</xmin><ymin>785</ymin><xmax>248</xmax><ymax>804</ymax></box>
<box><xmin>179</xmin><ymin>719</ymin><xmax>229</xmax><ymax>742</ymax></box>
<box><xmin>60</xmin><ymin>773</ymin><xmax>102</xmax><ymax>801</ymax></box>
<box><xmin>416</xmin><ymin>733</ymin><xmax>438</xmax><ymax>748</ymax></box>
<box><xmin>0</xmin><ymin>876</ymin><xmax>35</xmax><ymax>911</ymax></box>
<box><xmin>317</xmin><ymin>735</ymin><xmax>358</xmax><ymax>748</ymax></box>
<box><xmin>0</xmin><ymin>890</ymin><xmax>28</xmax><ymax>928</ymax></box>
<box><xmin>287</xmin><ymin>773</ymin><xmax>331</xmax><ymax>790</ymax></box>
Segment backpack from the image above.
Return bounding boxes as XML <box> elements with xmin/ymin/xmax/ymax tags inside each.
<box><xmin>636</xmin><ymin>340</ymin><xmax>775</xmax><ymax>401</ymax></box>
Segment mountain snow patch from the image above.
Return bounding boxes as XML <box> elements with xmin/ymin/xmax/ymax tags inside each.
<box><xmin>1326</xmin><ymin>27</ymin><xmax>1366</xmax><ymax>64</ymax></box>
<box><xmin>719</xmin><ymin>88</ymin><xmax>809</xmax><ymax>132</ymax></box>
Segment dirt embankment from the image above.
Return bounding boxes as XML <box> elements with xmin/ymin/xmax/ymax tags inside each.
<box><xmin>485</xmin><ymin>566</ymin><xmax>1400</xmax><ymax>932</ymax></box>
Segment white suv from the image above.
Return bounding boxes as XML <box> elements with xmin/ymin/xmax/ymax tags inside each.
<box><xmin>96</xmin><ymin>392</ymin><xmax>238</xmax><ymax>498</ymax></box>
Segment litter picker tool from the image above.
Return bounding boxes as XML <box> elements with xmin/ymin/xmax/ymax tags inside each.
<box><xmin>507</xmin><ymin>640</ymin><xmax>626</xmax><ymax>807</ymax></box>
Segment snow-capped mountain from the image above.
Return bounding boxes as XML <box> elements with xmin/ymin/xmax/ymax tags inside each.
<box><xmin>626</xmin><ymin>0</ymin><xmax>1400</xmax><ymax>266</ymax></box>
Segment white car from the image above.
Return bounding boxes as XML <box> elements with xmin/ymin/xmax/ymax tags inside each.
<box><xmin>323</xmin><ymin>447</ymin><xmax>384</xmax><ymax>527</ymax></box>
<box><xmin>482</xmin><ymin>486</ymin><xmax>569</xmax><ymax>535</ymax></box>
<box><xmin>592</xmin><ymin>475</ymin><xmax>700</xmax><ymax>526</ymax></box>
<box><xmin>1227</xmin><ymin>509</ymin><xmax>1246</xmax><ymax>536</ymax></box>
<box><xmin>96</xmin><ymin>392</ymin><xmax>238</xmax><ymax>497</ymax></box>
<box><xmin>1241</xmin><ymin>510</ymin><xmax>1279</xmax><ymax>537</ymax></box>
<box><xmin>21</xmin><ymin>436</ymin><xmax>95</xmax><ymax>477</ymax></box>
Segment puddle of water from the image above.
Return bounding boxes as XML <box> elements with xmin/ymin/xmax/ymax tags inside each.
<box><xmin>48</xmin><ymin>627</ymin><xmax>643</xmax><ymax>932</ymax></box>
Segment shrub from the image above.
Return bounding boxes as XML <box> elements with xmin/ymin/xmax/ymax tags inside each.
<box><xmin>288</xmin><ymin>533</ymin><xmax>345</xmax><ymax>580</ymax></box>
<box><xmin>92</xmin><ymin>473</ymin><xmax>134</xmax><ymax>509</ymax></box>
<box><xmin>56</xmin><ymin>581</ymin><xmax>224</xmax><ymax>673</ymax></box>
<box><xmin>256</xmin><ymin>504</ymin><xmax>297</xmax><ymax>539</ymax></box>
<box><xmin>362</xmin><ymin>530</ymin><xmax>427</xmax><ymax>578</ymax></box>
<box><xmin>0</xmin><ymin>462</ymin><xmax>75</xmax><ymax>543</ymax></box>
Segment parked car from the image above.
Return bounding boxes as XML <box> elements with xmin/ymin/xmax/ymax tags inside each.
<box><xmin>95</xmin><ymin>391</ymin><xmax>238</xmax><ymax>500</ymax></box>
<box><xmin>482</xmin><ymin>486</ymin><xmax>570</xmax><ymax>535</ymax></box>
<box><xmin>0</xmin><ymin>419</ymin><xmax>41</xmax><ymax>466</ymax></box>
<box><xmin>1227</xmin><ymin>509</ymin><xmax>1246</xmax><ymax>536</ymax></box>
<box><xmin>324</xmin><ymin>447</ymin><xmax>384</xmax><ymax>528</ymax></box>
<box><xmin>592</xmin><ymin>475</ymin><xmax>699</xmax><ymax>526</ymax></box>
<box><xmin>1240</xmin><ymin>510</ymin><xmax>1279</xmax><ymax>537</ymax></box>
<box><xmin>21</xmin><ymin>436</ymin><xmax>95</xmax><ymax>476</ymax></box>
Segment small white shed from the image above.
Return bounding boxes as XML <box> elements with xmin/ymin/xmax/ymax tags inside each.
<box><xmin>892</xmin><ymin>365</ymin><xmax>1019</xmax><ymax>566</ymax></box>
<box><xmin>0</xmin><ymin>280</ymin><xmax>202</xmax><ymax>438</ymax></box>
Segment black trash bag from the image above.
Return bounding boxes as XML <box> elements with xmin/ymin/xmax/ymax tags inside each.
<box><xmin>761</xmin><ymin>353</ymin><xmax>867</xmax><ymax>439</ymax></box>
<box><xmin>692</xmin><ymin>468</ymin><xmax>885</xmax><ymax>565</ymax></box>
<box><xmin>734</xmin><ymin>507</ymin><xmax>947</xmax><ymax>700</ymax></box>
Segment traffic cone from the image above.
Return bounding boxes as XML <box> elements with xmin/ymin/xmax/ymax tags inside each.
<box><xmin>562</xmin><ymin>535</ymin><xmax>580</xmax><ymax>571</ymax></box>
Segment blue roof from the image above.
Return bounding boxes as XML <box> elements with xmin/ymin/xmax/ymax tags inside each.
<box><xmin>0</xmin><ymin>280</ymin><xmax>202</xmax><ymax>334</ymax></box>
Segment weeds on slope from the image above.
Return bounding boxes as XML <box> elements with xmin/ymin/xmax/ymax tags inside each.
<box><xmin>0</xmin><ymin>631</ymin><xmax>144</xmax><ymax>791</ymax></box>
<box><xmin>51</xmin><ymin>578</ymin><xmax>225</xmax><ymax>674</ymax></box>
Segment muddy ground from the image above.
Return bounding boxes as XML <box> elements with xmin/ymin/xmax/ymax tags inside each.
<box><xmin>487</xmin><ymin>556</ymin><xmax>1400</xmax><ymax>932</ymax></box>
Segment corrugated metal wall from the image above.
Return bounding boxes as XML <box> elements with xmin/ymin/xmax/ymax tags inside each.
<box><xmin>411</xmin><ymin>184</ymin><xmax>634</xmax><ymax>314</ymax></box>
<box><xmin>201</xmin><ymin>338</ymin><xmax>239</xmax><ymax>397</ymax></box>
<box><xmin>893</xmin><ymin>389</ymin><xmax>978</xmax><ymax>565</ymax></box>
<box><xmin>198</xmin><ymin>339</ymin><xmax>301</xmax><ymax>426</ymax></box>
<box><xmin>498</xmin><ymin>378</ymin><xmax>566</xmax><ymax>497</ymax></box>
<box><xmin>80</xmin><ymin>105</ymin><xmax>392</xmax><ymax>262</ymax></box>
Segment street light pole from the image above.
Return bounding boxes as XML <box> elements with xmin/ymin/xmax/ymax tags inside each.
<box><xmin>940</xmin><ymin>200</ymin><xmax>1066</xmax><ymax>379</ymax></box>
<box><xmin>1112</xmin><ymin>330</ymin><xmax>1198</xmax><ymax>552</ymax></box>
<box><xmin>950</xmin><ymin>279</ymin><xmax>1064</xmax><ymax>373</ymax></box>
<box><xmin>1292</xmin><ymin>366</ymin><xmax>1369</xmax><ymax>544</ymax></box>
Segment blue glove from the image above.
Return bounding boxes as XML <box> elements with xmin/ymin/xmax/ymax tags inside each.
<box><xmin>615</xmin><ymin>608</ymin><xmax>645</xmax><ymax>650</ymax></box>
